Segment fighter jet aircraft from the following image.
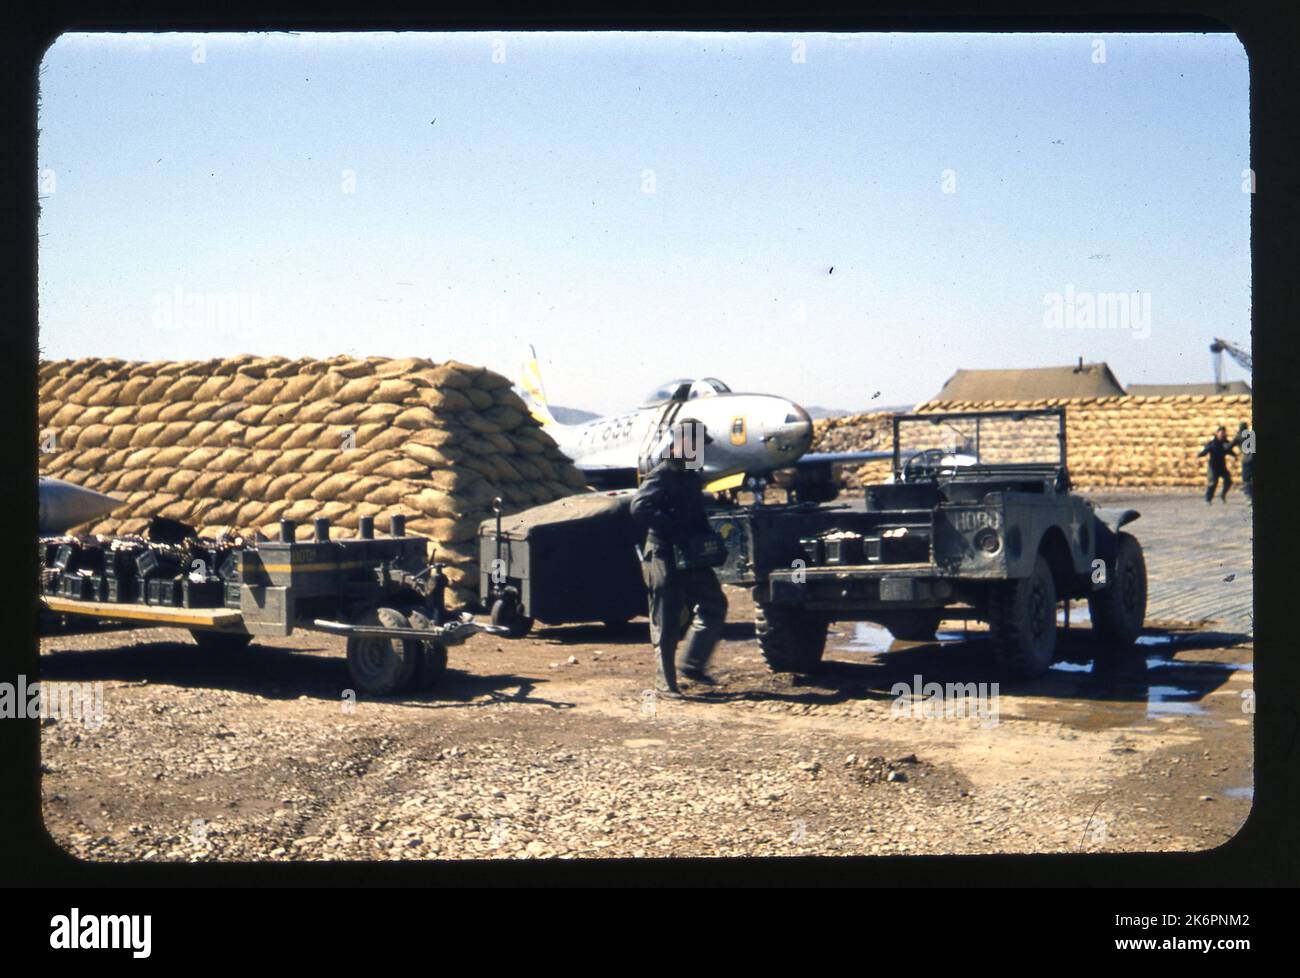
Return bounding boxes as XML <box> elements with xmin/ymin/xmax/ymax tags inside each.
<box><xmin>517</xmin><ymin>347</ymin><xmax>890</xmax><ymax>496</ymax></box>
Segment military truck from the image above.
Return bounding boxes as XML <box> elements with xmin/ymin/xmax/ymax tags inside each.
<box><xmin>709</xmin><ymin>407</ymin><xmax>1147</xmax><ymax>678</ymax></box>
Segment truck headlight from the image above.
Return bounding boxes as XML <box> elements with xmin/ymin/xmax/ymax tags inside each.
<box><xmin>974</xmin><ymin>528</ymin><xmax>1001</xmax><ymax>554</ymax></box>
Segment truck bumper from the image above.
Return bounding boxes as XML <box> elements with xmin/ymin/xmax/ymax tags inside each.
<box><xmin>767</xmin><ymin>564</ymin><xmax>958</xmax><ymax>609</ymax></box>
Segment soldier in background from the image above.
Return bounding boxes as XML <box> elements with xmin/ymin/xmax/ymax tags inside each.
<box><xmin>1231</xmin><ymin>420</ymin><xmax>1254</xmax><ymax>502</ymax></box>
<box><xmin>630</xmin><ymin>419</ymin><xmax>728</xmax><ymax>697</ymax></box>
<box><xmin>1198</xmin><ymin>425</ymin><xmax>1237</xmax><ymax>504</ymax></box>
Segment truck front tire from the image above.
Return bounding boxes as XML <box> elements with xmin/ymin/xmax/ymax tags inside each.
<box><xmin>988</xmin><ymin>554</ymin><xmax>1057</xmax><ymax>678</ymax></box>
<box><xmin>1088</xmin><ymin>531</ymin><xmax>1147</xmax><ymax>649</ymax></box>
<box><xmin>755</xmin><ymin>602</ymin><xmax>828</xmax><ymax>674</ymax></box>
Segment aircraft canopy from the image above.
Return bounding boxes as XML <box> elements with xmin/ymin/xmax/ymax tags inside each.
<box><xmin>642</xmin><ymin>377</ymin><xmax>731</xmax><ymax>405</ymax></box>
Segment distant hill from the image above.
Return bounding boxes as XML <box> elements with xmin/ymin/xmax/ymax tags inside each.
<box><xmin>803</xmin><ymin>406</ymin><xmax>854</xmax><ymax>420</ymax></box>
<box><xmin>545</xmin><ymin>403</ymin><xmax>917</xmax><ymax>424</ymax></box>
<box><xmin>808</xmin><ymin>403</ymin><xmax>914</xmax><ymax>419</ymax></box>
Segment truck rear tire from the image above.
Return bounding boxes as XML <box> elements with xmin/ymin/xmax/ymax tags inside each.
<box><xmin>988</xmin><ymin>554</ymin><xmax>1057</xmax><ymax>678</ymax></box>
<box><xmin>1088</xmin><ymin>532</ymin><xmax>1147</xmax><ymax>649</ymax></box>
<box><xmin>878</xmin><ymin>611</ymin><xmax>942</xmax><ymax>642</ymax></box>
<box><xmin>345</xmin><ymin>607</ymin><xmax>422</xmax><ymax>696</ymax></box>
<box><xmin>189</xmin><ymin>630</ymin><xmax>252</xmax><ymax>654</ymax></box>
<box><xmin>755</xmin><ymin>602</ymin><xmax>828</xmax><ymax>674</ymax></box>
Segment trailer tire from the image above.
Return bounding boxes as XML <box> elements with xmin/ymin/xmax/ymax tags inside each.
<box><xmin>346</xmin><ymin>607</ymin><xmax>422</xmax><ymax>696</ymax></box>
<box><xmin>490</xmin><ymin>597</ymin><xmax>533</xmax><ymax>638</ymax></box>
<box><xmin>1088</xmin><ymin>532</ymin><xmax>1147</xmax><ymax>650</ymax></box>
<box><xmin>988</xmin><ymin>554</ymin><xmax>1057</xmax><ymax>678</ymax></box>
<box><xmin>407</xmin><ymin>609</ymin><xmax>449</xmax><ymax>688</ymax></box>
<box><xmin>755</xmin><ymin>602</ymin><xmax>827</xmax><ymax>674</ymax></box>
<box><xmin>189</xmin><ymin>630</ymin><xmax>252</xmax><ymax>653</ymax></box>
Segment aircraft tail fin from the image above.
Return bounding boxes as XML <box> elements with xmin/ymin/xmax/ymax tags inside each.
<box><xmin>519</xmin><ymin>345</ymin><xmax>558</xmax><ymax>426</ymax></box>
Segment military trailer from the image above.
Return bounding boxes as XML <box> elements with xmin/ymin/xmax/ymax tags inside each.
<box><xmin>40</xmin><ymin>514</ymin><xmax>503</xmax><ymax>696</ymax></box>
<box><xmin>478</xmin><ymin>491</ymin><xmax>646</xmax><ymax>636</ymax></box>
<box><xmin>709</xmin><ymin>407</ymin><xmax>1148</xmax><ymax>678</ymax></box>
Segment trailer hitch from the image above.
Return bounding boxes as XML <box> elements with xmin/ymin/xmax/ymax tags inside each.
<box><xmin>312</xmin><ymin>616</ymin><xmax>510</xmax><ymax>645</ymax></box>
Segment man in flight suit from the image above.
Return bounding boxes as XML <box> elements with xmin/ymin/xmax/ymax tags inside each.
<box><xmin>630</xmin><ymin>419</ymin><xmax>728</xmax><ymax>697</ymax></box>
<box><xmin>1198</xmin><ymin>425</ymin><xmax>1237</xmax><ymax>504</ymax></box>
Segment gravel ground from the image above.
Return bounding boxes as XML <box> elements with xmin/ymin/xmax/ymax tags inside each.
<box><xmin>38</xmin><ymin>590</ymin><xmax>1253</xmax><ymax>861</ymax></box>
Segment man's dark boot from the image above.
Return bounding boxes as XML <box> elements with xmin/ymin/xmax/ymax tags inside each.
<box><xmin>680</xmin><ymin>665</ymin><xmax>719</xmax><ymax>686</ymax></box>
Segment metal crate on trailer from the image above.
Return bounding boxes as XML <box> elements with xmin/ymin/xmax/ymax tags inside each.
<box><xmin>146</xmin><ymin>577</ymin><xmax>183</xmax><ymax>607</ymax></box>
<box><xmin>105</xmin><ymin>575</ymin><xmax>141</xmax><ymax>603</ymax></box>
<box><xmin>238</xmin><ymin>542</ymin><xmax>342</xmax><ymax>596</ymax></box>
<box><xmin>59</xmin><ymin>573</ymin><xmax>95</xmax><ymax>601</ymax></box>
<box><xmin>823</xmin><ymin>534</ymin><xmax>865</xmax><ymax>566</ymax></box>
<box><xmin>182</xmin><ymin>579</ymin><xmax>225</xmax><ymax>609</ymax></box>
<box><xmin>799</xmin><ymin>537</ymin><xmax>824</xmax><ymax>566</ymax></box>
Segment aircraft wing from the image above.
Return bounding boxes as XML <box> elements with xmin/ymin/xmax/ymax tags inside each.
<box><xmin>576</xmin><ymin>464</ymin><xmax>640</xmax><ymax>491</ymax></box>
<box><xmin>794</xmin><ymin>450</ymin><xmax>894</xmax><ymax>466</ymax></box>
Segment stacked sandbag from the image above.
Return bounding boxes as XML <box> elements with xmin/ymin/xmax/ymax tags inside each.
<box><xmin>37</xmin><ymin>355</ymin><xmax>588</xmax><ymax>607</ymax></box>
<box><xmin>811</xmin><ymin>395</ymin><xmax>1253</xmax><ymax>491</ymax></box>
<box><xmin>812</xmin><ymin>411</ymin><xmax>894</xmax><ymax>488</ymax></box>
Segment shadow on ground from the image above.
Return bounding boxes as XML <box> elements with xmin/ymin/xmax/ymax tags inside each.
<box><xmin>37</xmin><ymin>640</ymin><xmax>574</xmax><ymax>710</ymax></box>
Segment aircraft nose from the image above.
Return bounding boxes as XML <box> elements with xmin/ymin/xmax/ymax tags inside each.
<box><xmin>769</xmin><ymin>400</ymin><xmax>811</xmax><ymax>457</ymax></box>
<box><xmin>778</xmin><ymin>403</ymin><xmax>813</xmax><ymax>456</ymax></box>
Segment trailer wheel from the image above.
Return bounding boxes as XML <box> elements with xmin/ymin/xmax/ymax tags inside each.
<box><xmin>877</xmin><ymin>611</ymin><xmax>942</xmax><ymax>642</ymax></box>
<box><xmin>407</xmin><ymin>609</ymin><xmax>449</xmax><ymax>688</ymax></box>
<box><xmin>345</xmin><ymin>607</ymin><xmax>422</xmax><ymax>696</ymax></box>
<box><xmin>988</xmin><ymin>554</ymin><xmax>1057</xmax><ymax>678</ymax></box>
<box><xmin>755</xmin><ymin>602</ymin><xmax>828</xmax><ymax>674</ymax></box>
<box><xmin>189</xmin><ymin>630</ymin><xmax>252</xmax><ymax>653</ymax></box>
<box><xmin>1088</xmin><ymin>532</ymin><xmax>1148</xmax><ymax>650</ymax></box>
<box><xmin>490</xmin><ymin>597</ymin><xmax>534</xmax><ymax>639</ymax></box>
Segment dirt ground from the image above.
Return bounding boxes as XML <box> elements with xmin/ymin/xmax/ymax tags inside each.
<box><xmin>38</xmin><ymin>579</ymin><xmax>1253</xmax><ymax>861</ymax></box>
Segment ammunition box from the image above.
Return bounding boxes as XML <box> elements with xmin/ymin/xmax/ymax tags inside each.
<box><xmin>103</xmin><ymin>549</ymin><xmax>137</xmax><ymax>580</ymax></box>
<box><xmin>800</xmin><ymin>537</ymin><xmax>824</xmax><ymax>566</ymax></box>
<box><xmin>182</xmin><ymin>579</ymin><xmax>225</xmax><ymax>609</ymax></box>
<box><xmin>223</xmin><ymin>582</ymin><xmax>242</xmax><ymax>609</ymax></box>
<box><xmin>824</xmin><ymin>535</ymin><xmax>865</xmax><ymax>566</ymax></box>
<box><xmin>147</xmin><ymin>577</ymin><xmax>183</xmax><ymax>607</ymax></box>
<box><xmin>105</xmin><ymin>575</ymin><xmax>139</xmax><ymax>603</ymax></box>
<box><xmin>880</xmin><ymin>535</ymin><xmax>929</xmax><ymax>564</ymax></box>
<box><xmin>60</xmin><ymin>573</ymin><xmax>94</xmax><ymax>600</ymax></box>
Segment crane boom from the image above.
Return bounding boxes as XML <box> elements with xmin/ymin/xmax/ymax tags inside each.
<box><xmin>1210</xmin><ymin>337</ymin><xmax>1252</xmax><ymax>388</ymax></box>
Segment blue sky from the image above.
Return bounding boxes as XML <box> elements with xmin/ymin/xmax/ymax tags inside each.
<box><xmin>38</xmin><ymin>31</ymin><xmax>1250</xmax><ymax>414</ymax></box>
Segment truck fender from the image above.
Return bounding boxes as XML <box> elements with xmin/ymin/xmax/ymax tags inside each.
<box><xmin>1091</xmin><ymin>508</ymin><xmax>1140</xmax><ymax>564</ymax></box>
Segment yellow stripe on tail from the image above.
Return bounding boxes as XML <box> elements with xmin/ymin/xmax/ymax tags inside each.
<box><xmin>520</xmin><ymin>347</ymin><xmax>557</xmax><ymax>426</ymax></box>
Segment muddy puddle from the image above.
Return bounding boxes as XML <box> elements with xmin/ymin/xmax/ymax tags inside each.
<box><xmin>831</xmin><ymin>622</ymin><xmax>1253</xmax><ymax>732</ymax></box>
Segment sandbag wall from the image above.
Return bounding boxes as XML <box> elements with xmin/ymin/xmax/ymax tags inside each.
<box><xmin>37</xmin><ymin>355</ymin><xmax>588</xmax><ymax>607</ymax></box>
<box><xmin>812</xmin><ymin>394</ymin><xmax>1254</xmax><ymax>491</ymax></box>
